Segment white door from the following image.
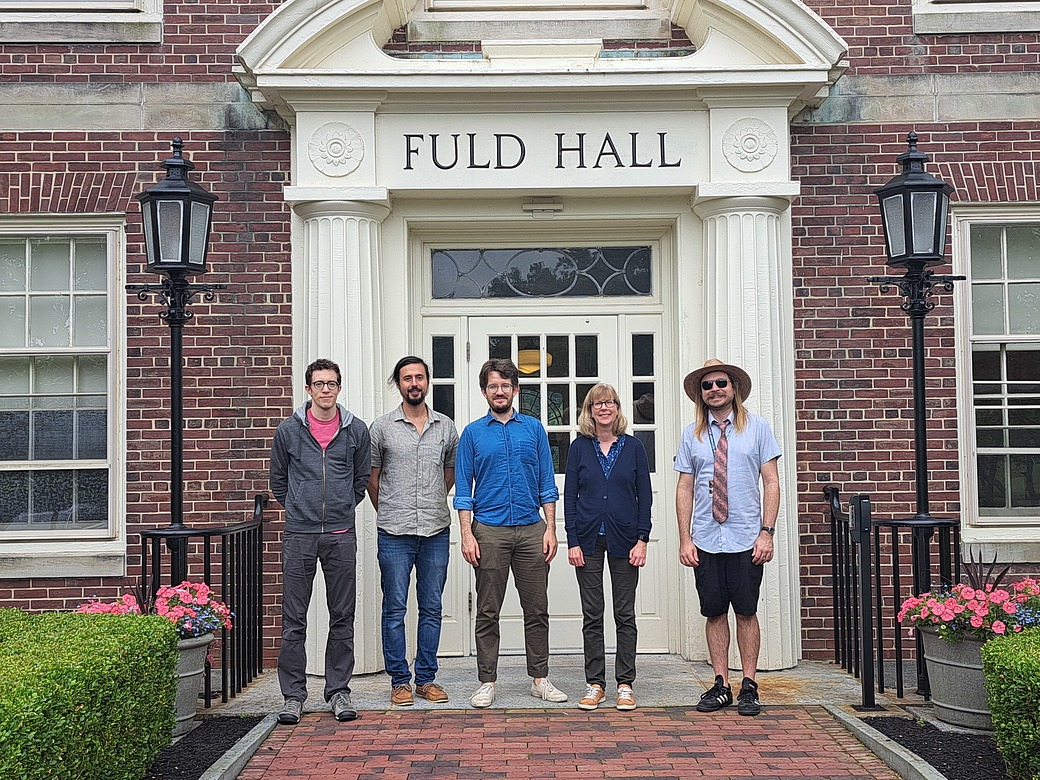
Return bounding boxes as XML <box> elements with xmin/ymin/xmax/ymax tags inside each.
<box><xmin>437</xmin><ymin>315</ymin><xmax>667</xmax><ymax>656</ymax></box>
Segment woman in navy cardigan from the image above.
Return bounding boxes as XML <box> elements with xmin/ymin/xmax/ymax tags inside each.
<box><xmin>564</xmin><ymin>383</ymin><xmax>652</xmax><ymax>711</ymax></box>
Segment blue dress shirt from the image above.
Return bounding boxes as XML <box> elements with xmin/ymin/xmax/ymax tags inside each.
<box><xmin>453</xmin><ymin>410</ymin><xmax>559</xmax><ymax>526</ymax></box>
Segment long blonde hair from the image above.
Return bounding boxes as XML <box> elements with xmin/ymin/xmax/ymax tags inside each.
<box><xmin>693</xmin><ymin>380</ymin><xmax>748</xmax><ymax>441</ymax></box>
<box><xmin>577</xmin><ymin>383</ymin><xmax>629</xmax><ymax>438</ymax></box>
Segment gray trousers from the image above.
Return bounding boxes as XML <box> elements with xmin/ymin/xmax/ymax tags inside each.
<box><xmin>575</xmin><ymin>535</ymin><xmax>640</xmax><ymax>687</ymax></box>
<box><xmin>278</xmin><ymin>531</ymin><xmax>357</xmax><ymax>703</ymax></box>
<box><xmin>472</xmin><ymin>520</ymin><xmax>550</xmax><ymax>682</ymax></box>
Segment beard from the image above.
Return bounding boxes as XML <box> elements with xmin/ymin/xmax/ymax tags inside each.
<box><xmin>403</xmin><ymin>390</ymin><xmax>427</xmax><ymax>407</ymax></box>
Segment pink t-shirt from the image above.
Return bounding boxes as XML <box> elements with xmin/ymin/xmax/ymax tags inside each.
<box><xmin>307</xmin><ymin>408</ymin><xmax>340</xmax><ymax>450</ymax></box>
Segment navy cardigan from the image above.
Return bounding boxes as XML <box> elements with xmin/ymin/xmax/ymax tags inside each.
<box><xmin>563</xmin><ymin>434</ymin><xmax>652</xmax><ymax>558</ymax></box>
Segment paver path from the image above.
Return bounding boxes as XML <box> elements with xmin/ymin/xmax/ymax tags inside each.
<box><xmin>240</xmin><ymin>706</ymin><xmax>898</xmax><ymax>779</ymax></box>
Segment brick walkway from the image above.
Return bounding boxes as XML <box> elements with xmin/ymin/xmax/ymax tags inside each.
<box><xmin>239</xmin><ymin>706</ymin><xmax>898</xmax><ymax>779</ymax></box>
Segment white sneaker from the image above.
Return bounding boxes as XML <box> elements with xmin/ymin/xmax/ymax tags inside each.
<box><xmin>470</xmin><ymin>682</ymin><xmax>496</xmax><ymax>708</ymax></box>
<box><xmin>530</xmin><ymin>678</ymin><xmax>568</xmax><ymax>702</ymax></box>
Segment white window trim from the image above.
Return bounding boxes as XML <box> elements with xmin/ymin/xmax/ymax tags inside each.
<box><xmin>0</xmin><ymin>0</ymin><xmax>161</xmax><ymax>44</ymax></box>
<box><xmin>954</xmin><ymin>204</ymin><xmax>1040</xmax><ymax>554</ymax></box>
<box><xmin>913</xmin><ymin>0</ymin><xmax>1040</xmax><ymax>35</ymax></box>
<box><xmin>0</xmin><ymin>215</ymin><xmax>127</xmax><ymax>579</ymax></box>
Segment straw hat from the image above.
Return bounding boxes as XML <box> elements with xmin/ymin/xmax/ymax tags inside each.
<box><xmin>682</xmin><ymin>358</ymin><xmax>752</xmax><ymax>402</ymax></box>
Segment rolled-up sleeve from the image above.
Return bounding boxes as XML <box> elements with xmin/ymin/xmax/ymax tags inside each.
<box><xmin>453</xmin><ymin>427</ymin><xmax>475</xmax><ymax>512</ymax></box>
<box><xmin>536</xmin><ymin>426</ymin><xmax>560</xmax><ymax>504</ymax></box>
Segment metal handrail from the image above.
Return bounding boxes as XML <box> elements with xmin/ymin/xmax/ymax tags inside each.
<box><xmin>140</xmin><ymin>493</ymin><xmax>268</xmax><ymax>706</ymax></box>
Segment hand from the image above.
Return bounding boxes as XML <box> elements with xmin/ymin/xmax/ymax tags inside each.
<box><xmin>462</xmin><ymin>533</ymin><xmax>480</xmax><ymax>567</ymax></box>
<box><xmin>679</xmin><ymin>538</ymin><xmax>699</xmax><ymax>568</ymax></box>
<box><xmin>751</xmin><ymin>532</ymin><xmax>774</xmax><ymax>565</ymax></box>
<box><xmin>568</xmin><ymin>546</ymin><xmax>585</xmax><ymax>567</ymax></box>
<box><xmin>543</xmin><ymin>526</ymin><xmax>558</xmax><ymax>563</ymax></box>
<box><xmin>629</xmin><ymin>540</ymin><xmax>647</xmax><ymax>567</ymax></box>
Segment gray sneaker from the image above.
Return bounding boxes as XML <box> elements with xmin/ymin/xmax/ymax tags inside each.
<box><xmin>277</xmin><ymin>698</ymin><xmax>302</xmax><ymax>725</ymax></box>
<box><xmin>331</xmin><ymin>691</ymin><xmax>358</xmax><ymax>722</ymax></box>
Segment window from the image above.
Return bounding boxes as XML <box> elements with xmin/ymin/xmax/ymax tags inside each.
<box><xmin>0</xmin><ymin>0</ymin><xmax>161</xmax><ymax>43</ymax></box>
<box><xmin>432</xmin><ymin>246</ymin><xmax>652</xmax><ymax>299</ymax></box>
<box><xmin>912</xmin><ymin>0</ymin><xmax>1040</xmax><ymax>35</ymax></box>
<box><xmin>959</xmin><ymin>214</ymin><xmax>1040</xmax><ymax>527</ymax></box>
<box><xmin>0</xmin><ymin>224</ymin><xmax>125</xmax><ymax>576</ymax></box>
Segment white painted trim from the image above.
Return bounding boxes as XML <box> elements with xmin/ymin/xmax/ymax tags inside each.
<box><xmin>912</xmin><ymin>0</ymin><xmax>1040</xmax><ymax>34</ymax></box>
<box><xmin>0</xmin><ymin>216</ymin><xmax>127</xmax><ymax>578</ymax></box>
<box><xmin>0</xmin><ymin>0</ymin><xmax>161</xmax><ymax>43</ymax></box>
<box><xmin>952</xmin><ymin>204</ymin><xmax>1040</xmax><ymax>545</ymax></box>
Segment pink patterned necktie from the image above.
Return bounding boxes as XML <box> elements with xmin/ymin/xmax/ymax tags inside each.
<box><xmin>712</xmin><ymin>421</ymin><xmax>730</xmax><ymax>524</ymax></box>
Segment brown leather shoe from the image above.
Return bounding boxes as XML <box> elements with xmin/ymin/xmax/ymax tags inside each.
<box><xmin>415</xmin><ymin>682</ymin><xmax>449</xmax><ymax>703</ymax></box>
<box><xmin>391</xmin><ymin>685</ymin><xmax>414</xmax><ymax>706</ymax></box>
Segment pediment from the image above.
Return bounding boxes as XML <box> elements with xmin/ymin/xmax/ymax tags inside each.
<box><xmin>236</xmin><ymin>0</ymin><xmax>847</xmax><ymax>115</ymax></box>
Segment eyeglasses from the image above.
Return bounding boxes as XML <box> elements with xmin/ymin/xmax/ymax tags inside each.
<box><xmin>485</xmin><ymin>384</ymin><xmax>514</xmax><ymax>394</ymax></box>
<box><xmin>309</xmin><ymin>381</ymin><xmax>341</xmax><ymax>391</ymax></box>
<box><xmin>701</xmin><ymin>379</ymin><xmax>729</xmax><ymax>391</ymax></box>
<box><xmin>592</xmin><ymin>400</ymin><xmax>617</xmax><ymax>409</ymax></box>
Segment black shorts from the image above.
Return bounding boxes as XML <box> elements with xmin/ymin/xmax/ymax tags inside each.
<box><xmin>693</xmin><ymin>548</ymin><xmax>764</xmax><ymax>618</ymax></box>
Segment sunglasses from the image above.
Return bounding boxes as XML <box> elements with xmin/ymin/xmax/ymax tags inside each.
<box><xmin>701</xmin><ymin>379</ymin><xmax>729</xmax><ymax>391</ymax></box>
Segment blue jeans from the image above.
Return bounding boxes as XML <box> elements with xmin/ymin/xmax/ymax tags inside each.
<box><xmin>377</xmin><ymin>528</ymin><xmax>450</xmax><ymax>687</ymax></box>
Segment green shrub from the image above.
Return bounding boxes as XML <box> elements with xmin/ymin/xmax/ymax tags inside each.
<box><xmin>0</xmin><ymin>610</ymin><xmax>178</xmax><ymax>780</ymax></box>
<box><xmin>981</xmin><ymin>627</ymin><xmax>1040</xmax><ymax>780</ymax></box>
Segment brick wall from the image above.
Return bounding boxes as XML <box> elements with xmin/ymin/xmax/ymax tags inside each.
<box><xmin>0</xmin><ymin>130</ymin><xmax>293</xmax><ymax>660</ymax></box>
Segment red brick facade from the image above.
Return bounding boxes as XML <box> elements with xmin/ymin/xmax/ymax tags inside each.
<box><xmin>1</xmin><ymin>0</ymin><xmax>1037</xmax><ymax>664</ymax></box>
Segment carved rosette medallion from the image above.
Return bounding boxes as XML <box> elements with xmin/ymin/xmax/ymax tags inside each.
<box><xmin>308</xmin><ymin>123</ymin><xmax>365</xmax><ymax>177</ymax></box>
<box><xmin>722</xmin><ymin>118</ymin><xmax>778</xmax><ymax>173</ymax></box>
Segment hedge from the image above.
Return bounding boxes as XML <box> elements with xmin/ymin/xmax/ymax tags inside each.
<box><xmin>0</xmin><ymin>610</ymin><xmax>178</xmax><ymax>780</ymax></box>
<box><xmin>981</xmin><ymin>627</ymin><xmax>1040</xmax><ymax>780</ymax></box>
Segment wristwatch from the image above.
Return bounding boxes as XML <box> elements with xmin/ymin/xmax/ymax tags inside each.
<box><xmin>637</xmin><ymin>532</ymin><xmax>650</xmax><ymax>543</ymax></box>
<box><xmin>760</xmin><ymin>526</ymin><xmax>775</xmax><ymax>536</ymax></box>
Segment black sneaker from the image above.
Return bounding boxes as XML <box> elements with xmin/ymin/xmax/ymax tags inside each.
<box><xmin>737</xmin><ymin>677</ymin><xmax>761</xmax><ymax>716</ymax></box>
<box><xmin>696</xmin><ymin>675</ymin><xmax>732</xmax><ymax>712</ymax></box>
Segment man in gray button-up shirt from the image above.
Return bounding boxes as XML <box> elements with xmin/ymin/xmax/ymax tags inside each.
<box><xmin>367</xmin><ymin>356</ymin><xmax>459</xmax><ymax>707</ymax></box>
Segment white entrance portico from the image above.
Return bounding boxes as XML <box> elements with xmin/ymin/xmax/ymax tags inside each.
<box><xmin>237</xmin><ymin>0</ymin><xmax>847</xmax><ymax>676</ymax></box>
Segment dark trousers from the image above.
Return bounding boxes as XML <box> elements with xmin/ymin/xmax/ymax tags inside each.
<box><xmin>472</xmin><ymin>520</ymin><xmax>550</xmax><ymax>682</ymax></box>
<box><xmin>278</xmin><ymin>531</ymin><xmax>357</xmax><ymax>703</ymax></box>
<box><xmin>575</xmin><ymin>535</ymin><xmax>640</xmax><ymax>687</ymax></box>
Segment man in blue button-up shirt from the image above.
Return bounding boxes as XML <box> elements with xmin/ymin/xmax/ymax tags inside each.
<box><xmin>454</xmin><ymin>358</ymin><xmax>567</xmax><ymax>708</ymax></box>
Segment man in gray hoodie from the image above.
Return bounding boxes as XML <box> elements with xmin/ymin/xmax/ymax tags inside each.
<box><xmin>270</xmin><ymin>358</ymin><xmax>371</xmax><ymax>724</ymax></box>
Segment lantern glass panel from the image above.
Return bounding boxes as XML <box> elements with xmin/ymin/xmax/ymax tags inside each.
<box><xmin>911</xmin><ymin>191</ymin><xmax>937</xmax><ymax>254</ymax></box>
<box><xmin>937</xmin><ymin>193</ymin><xmax>950</xmax><ymax>256</ymax></box>
<box><xmin>882</xmin><ymin>194</ymin><xmax>906</xmax><ymax>257</ymax></box>
<box><xmin>156</xmin><ymin>200</ymin><xmax>184</xmax><ymax>263</ymax></box>
<box><xmin>188</xmin><ymin>201</ymin><xmax>210</xmax><ymax>266</ymax></box>
<box><xmin>141</xmin><ymin>201</ymin><xmax>156</xmax><ymax>265</ymax></box>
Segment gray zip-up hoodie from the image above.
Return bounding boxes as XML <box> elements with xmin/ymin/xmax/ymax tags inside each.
<box><xmin>269</xmin><ymin>402</ymin><xmax>371</xmax><ymax>534</ymax></box>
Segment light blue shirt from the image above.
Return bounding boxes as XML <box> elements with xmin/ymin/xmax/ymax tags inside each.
<box><xmin>673</xmin><ymin>412</ymin><xmax>781</xmax><ymax>553</ymax></box>
<box><xmin>453</xmin><ymin>410</ymin><xmax>559</xmax><ymax>526</ymax></box>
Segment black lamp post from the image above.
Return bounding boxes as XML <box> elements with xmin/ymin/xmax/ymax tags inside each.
<box><xmin>128</xmin><ymin>138</ymin><xmax>225</xmax><ymax>585</ymax></box>
<box><xmin>870</xmin><ymin>132</ymin><xmax>964</xmax><ymax>693</ymax></box>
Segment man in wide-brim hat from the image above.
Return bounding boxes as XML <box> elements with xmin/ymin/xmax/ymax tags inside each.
<box><xmin>673</xmin><ymin>358</ymin><xmax>781</xmax><ymax>718</ymax></box>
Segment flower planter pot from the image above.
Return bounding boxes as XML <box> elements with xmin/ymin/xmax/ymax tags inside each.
<box><xmin>919</xmin><ymin>627</ymin><xmax>992</xmax><ymax>731</ymax></box>
<box><xmin>174</xmin><ymin>633</ymin><xmax>214</xmax><ymax>737</ymax></box>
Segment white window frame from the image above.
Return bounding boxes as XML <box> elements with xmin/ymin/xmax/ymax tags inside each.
<box><xmin>954</xmin><ymin>204</ymin><xmax>1040</xmax><ymax>551</ymax></box>
<box><xmin>0</xmin><ymin>0</ymin><xmax>161</xmax><ymax>44</ymax></box>
<box><xmin>0</xmin><ymin>216</ymin><xmax>127</xmax><ymax>578</ymax></box>
<box><xmin>913</xmin><ymin>0</ymin><xmax>1040</xmax><ymax>35</ymax></box>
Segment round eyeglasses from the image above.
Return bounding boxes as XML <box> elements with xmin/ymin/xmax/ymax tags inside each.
<box><xmin>309</xmin><ymin>381</ymin><xmax>341</xmax><ymax>391</ymax></box>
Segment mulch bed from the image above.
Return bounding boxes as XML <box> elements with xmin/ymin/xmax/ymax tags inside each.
<box><xmin>143</xmin><ymin>715</ymin><xmax>266</xmax><ymax>780</ymax></box>
<box><xmin>863</xmin><ymin>716</ymin><xmax>1011</xmax><ymax>780</ymax></box>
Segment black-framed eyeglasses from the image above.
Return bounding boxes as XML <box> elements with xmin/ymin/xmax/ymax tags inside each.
<box><xmin>309</xmin><ymin>381</ymin><xmax>341</xmax><ymax>390</ymax></box>
<box><xmin>701</xmin><ymin>379</ymin><xmax>729</xmax><ymax>391</ymax></box>
<box><xmin>592</xmin><ymin>400</ymin><xmax>617</xmax><ymax>409</ymax></box>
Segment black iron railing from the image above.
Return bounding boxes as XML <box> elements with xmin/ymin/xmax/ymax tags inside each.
<box><xmin>141</xmin><ymin>493</ymin><xmax>268</xmax><ymax>706</ymax></box>
<box><xmin>825</xmin><ymin>486</ymin><xmax>959</xmax><ymax>706</ymax></box>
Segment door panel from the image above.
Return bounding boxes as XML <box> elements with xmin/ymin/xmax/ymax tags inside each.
<box><xmin>470</xmin><ymin>316</ymin><xmax>618</xmax><ymax>652</ymax></box>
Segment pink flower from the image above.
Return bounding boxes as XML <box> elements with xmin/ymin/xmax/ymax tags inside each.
<box><xmin>993</xmin><ymin>621</ymin><xmax>1006</xmax><ymax>634</ymax></box>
